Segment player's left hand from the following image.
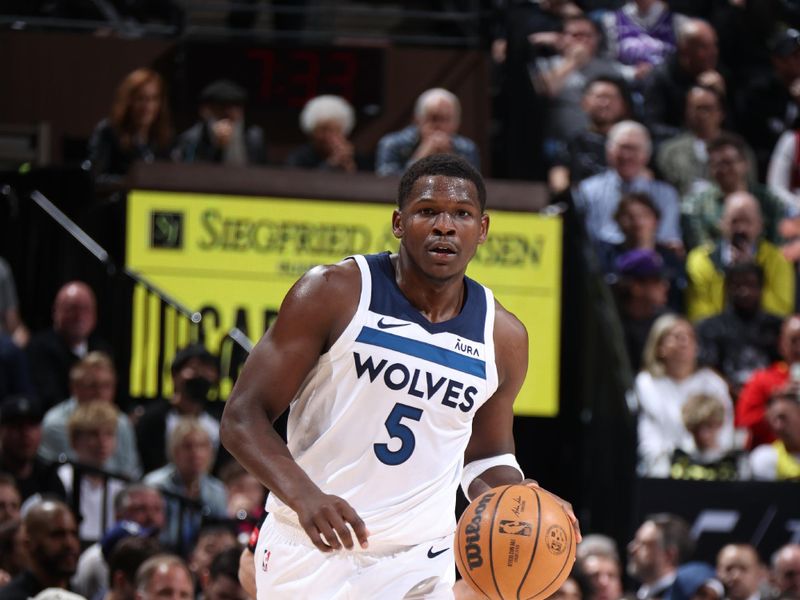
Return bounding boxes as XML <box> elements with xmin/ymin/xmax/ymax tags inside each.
<box><xmin>523</xmin><ymin>479</ymin><xmax>582</xmax><ymax>544</ymax></box>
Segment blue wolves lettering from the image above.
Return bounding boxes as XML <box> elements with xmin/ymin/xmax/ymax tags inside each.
<box><xmin>353</xmin><ymin>352</ymin><xmax>477</xmax><ymax>412</ymax></box>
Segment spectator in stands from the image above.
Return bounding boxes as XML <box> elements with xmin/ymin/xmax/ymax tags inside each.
<box><xmin>218</xmin><ymin>461</ymin><xmax>264</xmax><ymax>540</ymax></box>
<box><xmin>87</xmin><ymin>68</ymin><xmax>173</xmax><ymax>181</ymax></box>
<box><xmin>143</xmin><ymin>419</ymin><xmax>227</xmax><ymax>553</ymax></box>
<box><xmin>737</xmin><ymin>314</ymin><xmax>800</xmax><ymax>450</ymax></box>
<box><xmin>0</xmin><ymin>474</ymin><xmax>19</xmax><ymax>526</ymax></box>
<box><xmin>738</xmin><ymin>29</ymin><xmax>800</xmax><ymax>178</ymax></box>
<box><xmin>533</xmin><ymin>15</ymin><xmax>629</xmax><ymax>162</ymax></box>
<box><xmin>548</xmin><ymin>570</ymin><xmax>590</xmax><ymax>600</ymax></box>
<box><xmin>188</xmin><ymin>526</ymin><xmax>237</xmax><ymax>593</ymax></box>
<box><xmin>549</xmin><ymin>76</ymin><xmax>632</xmax><ymax>193</ymax></box>
<box><xmin>597</xmin><ymin>192</ymin><xmax>687</xmax><ymax>312</ymax></box>
<box><xmin>656</xmin><ymin>86</ymin><xmax>756</xmax><ymax>198</ymax></box>
<box><xmin>0</xmin><ymin>332</ymin><xmax>32</xmax><ymax>401</ymax></box>
<box><xmin>102</xmin><ymin>537</ymin><xmax>162</xmax><ymax>600</ymax></box>
<box><xmin>716</xmin><ymin>544</ymin><xmax>765</xmax><ymax>600</ymax></box>
<box><xmin>669</xmin><ymin>393</ymin><xmax>746</xmax><ymax>480</ymax></box>
<box><xmin>686</xmin><ymin>193</ymin><xmax>795</xmax><ymax>322</ymax></box>
<box><xmin>766</xmin><ymin>77</ymin><xmax>800</xmax><ymax>212</ymax></box>
<box><xmin>749</xmin><ymin>386</ymin><xmax>800</xmax><ymax>480</ymax></box>
<box><xmin>173</xmin><ymin>80</ymin><xmax>267</xmax><ymax>167</ymax></box>
<box><xmin>577</xmin><ymin>539</ymin><xmax>624</xmax><ymax>600</ymax></box>
<box><xmin>600</xmin><ymin>0</ymin><xmax>688</xmax><ymax>79</ymax></box>
<box><xmin>135</xmin><ymin>344</ymin><xmax>220</xmax><ymax>474</ymax></box>
<box><xmin>696</xmin><ymin>262</ymin><xmax>783</xmax><ymax>398</ymax></box>
<box><xmin>642</xmin><ymin>19</ymin><xmax>724</xmax><ymax>144</ymax></box>
<box><xmin>610</xmin><ymin>249</ymin><xmax>671</xmax><ymax>373</ymax></box>
<box><xmin>770</xmin><ymin>544</ymin><xmax>800</xmax><ymax>599</ymax></box>
<box><xmin>57</xmin><ymin>402</ymin><xmax>126</xmax><ymax>544</ymax></box>
<box><xmin>375</xmin><ymin>88</ymin><xmax>480</xmax><ymax>176</ymax></box>
<box><xmin>286</xmin><ymin>95</ymin><xmax>367</xmax><ymax>173</ymax></box>
<box><xmin>200</xmin><ymin>548</ymin><xmax>247</xmax><ymax>600</ymax></box>
<box><xmin>0</xmin><ymin>257</ymin><xmax>28</xmax><ymax>347</ymax></box>
<box><xmin>0</xmin><ymin>519</ymin><xmax>25</xmax><ymax>587</ymax></box>
<box><xmin>133</xmin><ymin>555</ymin><xmax>193</xmax><ymax>600</ymax></box>
<box><xmin>667</xmin><ymin>562</ymin><xmax>724</xmax><ymax>600</ymax></box>
<box><xmin>573</xmin><ymin>120</ymin><xmax>682</xmax><ymax>249</ymax></box>
<box><xmin>682</xmin><ymin>134</ymin><xmax>787</xmax><ymax>251</ymax></box>
<box><xmin>26</xmin><ymin>281</ymin><xmax>112</xmax><ymax>411</ymax></box>
<box><xmin>0</xmin><ymin>395</ymin><xmax>65</xmax><ymax>503</ymax></box>
<box><xmin>73</xmin><ymin>485</ymin><xmax>165</xmax><ymax>600</ymax></box>
<box><xmin>636</xmin><ymin>314</ymin><xmax>734</xmax><ymax>477</ymax></box>
<box><xmin>40</xmin><ymin>352</ymin><xmax>140</xmax><ymax>480</ymax></box>
<box><xmin>627</xmin><ymin>513</ymin><xmax>694</xmax><ymax>600</ymax></box>
<box><xmin>0</xmin><ymin>500</ymin><xmax>80</xmax><ymax>600</ymax></box>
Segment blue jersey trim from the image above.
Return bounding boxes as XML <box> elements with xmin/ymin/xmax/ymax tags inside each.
<box><xmin>364</xmin><ymin>252</ymin><xmax>487</xmax><ymax>342</ymax></box>
<box><xmin>356</xmin><ymin>326</ymin><xmax>486</xmax><ymax>379</ymax></box>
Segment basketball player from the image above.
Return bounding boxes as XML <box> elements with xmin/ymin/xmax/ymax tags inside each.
<box><xmin>221</xmin><ymin>154</ymin><xmax>581</xmax><ymax>598</ymax></box>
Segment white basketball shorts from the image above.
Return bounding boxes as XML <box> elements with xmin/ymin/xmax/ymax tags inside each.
<box><xmin>253</xmin><ymin>514</ymin><xmax>456</xmax><ymax>599</ymax></box>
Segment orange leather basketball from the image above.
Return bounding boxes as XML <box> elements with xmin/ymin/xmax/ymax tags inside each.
<box><xmin>454</xmin><ymin>484</ymin><xmax>576</xmax><ymax>600</ymax></box>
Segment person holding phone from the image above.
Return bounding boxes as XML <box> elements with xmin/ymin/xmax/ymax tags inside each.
<box><xmin>686</xmin><ymin>192</ymin><xmax>795</xmax><ymax>321</ymax></box>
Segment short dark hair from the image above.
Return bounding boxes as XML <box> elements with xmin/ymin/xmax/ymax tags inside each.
<box><xmin>614</xmin><ymin>192</ymin><xmax>661</xmax><ymax>223</ymax></box>
<box><xmin>397</xmin><ymin>154</ymin><xmax>486</xmax><ymax>211</ymax></box>
<box><xmin>209</xmin><ymin>547</ymin><xmax>242</xmax><ymax>582</ymax></box>
<box><xmin>108</xmin><ymin>536</ymin><xmax>162</xmax><ymax>586</ymax></box>
<box><xmin>707</xmin><ymin>132</ymin><xmax>748</xmax><ymax>158</ymax></box>
<box><xmin>583</xmin><ymin>75</ymin><xmax>633</xmax><ymax>116</ymax></box>
<box><xmin>171</xmin><ymin>344</ymin><xmax>218</xmax><ymax>376</ymax></box>
<box><xmin>724</xmin><ymin>261</ymin><xmax>764</xmax><ymax>287</ymax></box>
<box><xmin>647</xmin><ymin>513</ymin><xmax>694</xmax><ymax>565</ymax></box>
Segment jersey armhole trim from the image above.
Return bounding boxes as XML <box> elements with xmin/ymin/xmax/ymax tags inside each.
<box><xmin>325</xmin><ymin>255</ymin><xmax>371</xmax><ymax>361</ymax></box>
<box><xmin>483</xmin><ymin>287</ymin><xmax>499</xmax><ymax>397</ymax></box>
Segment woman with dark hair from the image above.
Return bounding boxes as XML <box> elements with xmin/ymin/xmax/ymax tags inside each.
<box><xmin>87</xmin><ymin>68</ymin><xmax>173</xmax><ymax>179</ymax></box>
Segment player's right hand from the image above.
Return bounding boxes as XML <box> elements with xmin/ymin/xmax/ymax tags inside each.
<box><xmin>294</xmin><ymin>492</ymin><xmax>370</xmax><ymax>553</ymax></box>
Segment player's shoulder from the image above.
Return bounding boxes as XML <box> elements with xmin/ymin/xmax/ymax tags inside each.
<box><xmin>291</xmin><ymin>258</ymin><xmax>361</xmax><ymax>296</ymax></box>
<box><xmin>493</xmin><ymin>297</ymin><xmax>528</xmax><ymax>346</ymax></box>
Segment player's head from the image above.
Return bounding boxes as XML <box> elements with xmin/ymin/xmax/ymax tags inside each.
<box><xmin>397</xmin><ymin>154</ymin><xmax>486</xmax><ymax>212</ymax></box>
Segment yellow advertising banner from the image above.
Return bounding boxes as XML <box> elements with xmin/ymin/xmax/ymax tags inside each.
<box><xmin>126</xmin><ymin>190</ymin><xmax>562</xmax><ymax>416</ymax></box>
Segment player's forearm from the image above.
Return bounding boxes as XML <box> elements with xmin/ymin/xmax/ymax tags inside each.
<box><xmin>220</xmin><ymin>400</ymin><xmax>321</xmax><ymax>508</ymax></box>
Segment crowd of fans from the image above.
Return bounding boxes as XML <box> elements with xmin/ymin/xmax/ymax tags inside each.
<box><xmin>3</xmin><ymin>0</ymin><xmax>800</xmax><ymax>599</ymax></box>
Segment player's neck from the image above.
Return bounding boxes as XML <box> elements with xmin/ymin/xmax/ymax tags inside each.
<box><xmin>392</xmin><ymin>253</ymin><xmax>466</xmax><ymax>323</ymax></box>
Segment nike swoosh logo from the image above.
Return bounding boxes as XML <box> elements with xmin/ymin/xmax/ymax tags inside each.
<box><xmin>427</xmin><ymin>546</ymin><xmax>449</xmax><ymax>559</ymax></box>
<box><xmin>377</xmin><ymin>317</ymin><xmax>410</xmax><ymax>329</ymax></box>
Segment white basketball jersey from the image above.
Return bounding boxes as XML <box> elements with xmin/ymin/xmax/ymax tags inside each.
<box><xmin>265</xmin><ymin>252</ymin><xmax>499</xmax><ymax>547</ymax></box>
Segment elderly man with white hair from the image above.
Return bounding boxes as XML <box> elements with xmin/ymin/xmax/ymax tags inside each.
<box><xmin>286</xmin><ymin>95</ymin><xmax>363</xmax><ymax>173</ymax></box>
<box><xmin>375</xmin><ymin>87</ymin><xmax>480</xmax><ymax>176</ymax></box>
<box><xmin>574</xmin><ymin>119</ymin><xmax>682</xmax><ymax>249</ymax></box>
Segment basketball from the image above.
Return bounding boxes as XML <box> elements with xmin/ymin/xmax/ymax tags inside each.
<box><xmin>454</xmin><ymin>484</ymin><xmax>576</xmax><ymax>600</ymax></box>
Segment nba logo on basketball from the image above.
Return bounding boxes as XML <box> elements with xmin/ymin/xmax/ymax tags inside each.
<box><xmin>261</xmin><ymin>548</ymin><xmax>271</xmax><ymax>572</ymax></box>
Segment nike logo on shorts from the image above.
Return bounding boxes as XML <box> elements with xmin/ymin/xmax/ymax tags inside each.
<box><xmin>377</xmin><ymin>317</ymin><xmax>410</xmax><ymax>329</ymax></box>
<box><xmin>427</xmin><ymin>546</ymin><xmax>448</xmax><ymax>559</ymax></box>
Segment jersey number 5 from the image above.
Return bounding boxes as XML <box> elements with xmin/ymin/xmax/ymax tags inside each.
<box><xmin>374</xmin><ymin>403</ymin><xmax>423</xmax><ymax>465</ymax></box>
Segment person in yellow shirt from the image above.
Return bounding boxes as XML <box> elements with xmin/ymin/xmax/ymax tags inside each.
<box><xmin>686</xmin><ymin>191</ymin><xmax>794</xmax><ymax>321</ymax></box>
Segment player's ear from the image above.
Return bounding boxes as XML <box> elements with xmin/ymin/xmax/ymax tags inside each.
<box><xmin>478</xmin><ymin>213</ymin><xmax>489</xmax><ymax>244</ymax></box>
<box><xmin>392</xmin><ymin>209</ymin><xmax>403</xmax><ymax>239</ymax></box>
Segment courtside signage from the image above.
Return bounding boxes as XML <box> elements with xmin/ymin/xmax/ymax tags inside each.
<box><xmin>126</xmin><ymin>190</ymin><xmax>562</xmax><ymax>416</ymax></box>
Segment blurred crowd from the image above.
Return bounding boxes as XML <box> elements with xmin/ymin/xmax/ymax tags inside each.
<box><xmin>3</xmin><ymin>0</ymin><xmax>800</xmax><ymax>599</ymax></box>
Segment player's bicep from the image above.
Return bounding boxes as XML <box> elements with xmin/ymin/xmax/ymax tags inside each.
<box><xmin>230</xmin><ymin>265</ymin><xmax>357</xmax><ymax>421</ymax></box>
<box><xmin>464</xmin><ymin>307</ymin><xmax>528</xmax><ymax>463</ymax></box>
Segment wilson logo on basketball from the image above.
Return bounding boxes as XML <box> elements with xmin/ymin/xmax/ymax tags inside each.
<box><xmin>464</xmin><ymin>491</ymin><xmax>496</xmax><ymax>569</ymax></box>
<box><xmin>545</xmin><ymin>525</ymin><xmax>568</xmax><ymax>555</ymax></box>
<box><xmin>498</xmin><ymin>520</ymin><xmax>533</xmax><ymax>536</ymax></box>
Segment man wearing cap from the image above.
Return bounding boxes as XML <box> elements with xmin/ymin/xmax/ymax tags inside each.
<box><xmin>612</xmin><ymin>248</ymin><xmax>671</xmax><ymax>372</ymax></box>
<box><xmin>72</xmin><ymin>484</ymin><xmax>165</xmax><ymax>600</ymax></box>
<box><xmin>173</xmin><ymin>79</ymin><xmax>267</xmax><ymax>167</ymax></box>
<box><xmin>135</xmin><ymin>344</ymin><xmax>220</xmax><ymax>474</ymax></box>
<box><xmin>0</xmin><ymin>395</ymin><xmax>65</xmax><ymax>502</ymax></box>
<box><xmin>738</xmin><ymin>28</ymin><xmax>800</xmax><ymax>177</ymax></box>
